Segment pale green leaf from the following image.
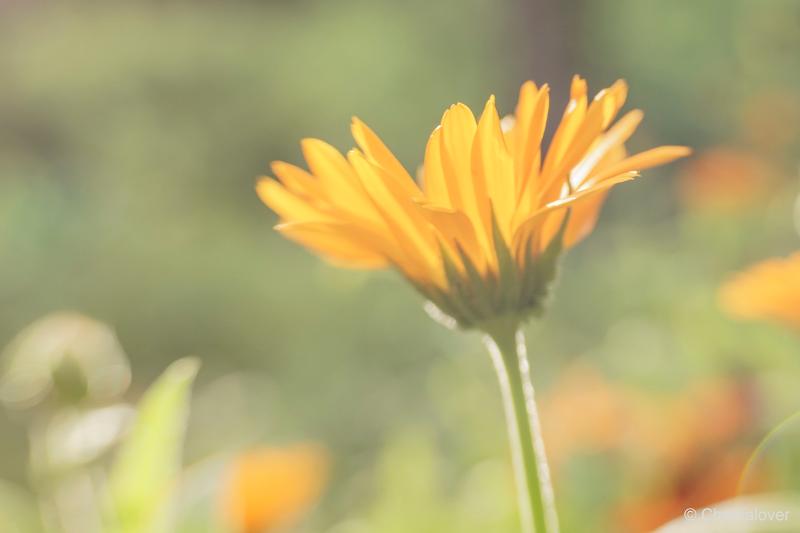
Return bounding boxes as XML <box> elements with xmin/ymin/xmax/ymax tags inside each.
<box><xmin>106</xmin><ymin>358</ymin><xmax>199</xmax><ymax>533</ymax></box>
<box><xmin>0</xmin><ymin>480</ymin><xmax>42</xmax><ymax>533</ymax></box>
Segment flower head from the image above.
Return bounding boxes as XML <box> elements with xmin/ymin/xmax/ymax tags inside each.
<box><xmin>720</xmin><ymin>252</ymin><xmax>800</xmax><ymax>330</ymax></box>
<box><xmin>258</xmin><ymin>77</ymin><xmax>689</xmax><ymax>328</ymax></box>
<box><xmin>220</xmin><ymin>444</ymin><xmax>328</xmax><ymax>533</ymax></box>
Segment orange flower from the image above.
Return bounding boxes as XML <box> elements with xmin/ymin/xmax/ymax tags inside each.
<box><xmin>220</xmin><ymin>445</ymin><xmax>328</xmax><ymax>533</ymax></box>
<box><xmin>618</xmin><ymin>448</ymin><xmax>757</xmax><ymax>532</ymax></box>
<box><xmin>540</xmin><ymin>363</ymin><xmax>630</xmax><ymax>467</ymax></box>
<box><xmin>257</xmin><ymin>76</ymin><xmax>689</xmax><ymax>328</ymax></box>
<box><xmin>677</xmin><ymin>147</ymin><xmax>774</xmax><ymax>212</ymax></box>
<box><xmin>540</xmin><ymin>365</ymin><xmax>760</xmax><ymax>532</ymax></box>
<box><xmin>719</xmin><ymin>253</ymin><xmax>800</xmax><ymax>330</ymax></box>
<box><xmin>618</xmin><ymin>378</ymin><xmax>760</xmax><ymax>532</ymax></box>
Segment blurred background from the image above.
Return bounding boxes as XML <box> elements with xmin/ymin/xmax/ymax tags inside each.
<box><xmin>1</xmin><ymin>0</ymin><xmax>799</xmax><ymax>531</ymax></box>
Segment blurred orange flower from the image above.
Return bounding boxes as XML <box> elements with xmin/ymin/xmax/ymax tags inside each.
<box><xmin>541</xmin><ymin>366</ymin><xmax>761</xmax><ymax>532</ymax></box>
<box><xmin>540</xmin><ymin>363</ymin><xmax>630</xmax><ymax>467</ymax></box>
<box><xmin>220</xmin><ymin>444</ymin><xmax>329</xmax><ymax>533</ymax></box>
<box><xmin>719</xmin><ymin>253</ymin><xmax>800</xmax><ymax>330</ymax></box>
<box><xmin>618</xmin><ymin>448</ymin><xmax>757</xmax><ymax>532</ymax></box>
<box><xmin>617</xmin><ymin>378</ymin><xmax>761</xmax><ymax>532</ymax></box>
<box><xmin>676</xmin><ymin>147</ymin><xmax>774</xmax><ymax>212</ymax></box>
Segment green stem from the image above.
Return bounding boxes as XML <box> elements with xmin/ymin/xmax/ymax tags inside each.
<box><xmin>483</xmin><ymin>319</ymin><xmax>558</xmax><ymax>533</ymax></box>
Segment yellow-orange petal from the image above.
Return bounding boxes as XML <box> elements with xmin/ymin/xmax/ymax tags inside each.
<box><xmin>300</xmin><ymin>138</ymin><xmax>358</xmax><ymax>187</ymax></box>
<box><xmin>256</xmin><ymin>178</ymin><xmax>330</xmax><ymax>223</ymax></box>
<box><xmin>511</xmin><ymin>82</ymin><xmax>549</xmax><ymax>191</ymax></box>
<box><xmin>221</xmin><ymin>445</ymin><xmax>328</xmax><ymax>533</ymax></box>
<box><xmin>276</xmin><ymin>221</ymin><xmax>389</xmax><ymax>268</ymax></box>
<box><xmin>514</xmin><ymin>171</ymin><xmax>638</xmax><ymax>252</ymax></box>
<box><xmin>539</xmin><ymin>93</ymin><xmax>608</xmax><ymax>202</ymax></box>
<box><xmin>508</xmin><ymin>81</ymin><xmax>538</xmax><ymax>157</ymax></box>
<box><xmin>299</xmin><ymin>139</ymin><xmax>380</xmax><ymax>223</ymax></box>
<box><xmin>590</xmin><ymin>146</ymin><xmax>692</xmax><ymax>184</ymax></box>
<box><xmin>544</xmin><ymin>172</ymin><xmax>640</xmax><ymax>248</ymax></box>
<box><xmin>541</xmin><ymin>76</ymin><xmax>588</xmax><ymax>180</ymax></box>
<box><xmin>270</xmin><ymin>161</ymin><xmax>319</xmax><ymax>199</ymax></box>
<box><xmin>518</xmin><ymin>85</ymin><xmax>549</xmax><ymax>191</ymax></box>
<box><xmin>559</xmin><ymin>191</ymin><xmax>608</xmax><ymax>248</ymax></box>
<box><xmin>439</xmin><ymin>103</ymin><xmax>495</xmax><ymax>266</ymax></box>
<box><xmin>473</xmin><ymin>95</ymin><xmax>515</xmax><ymax>242</ymax></box>
<box><xmin>421</xmin><ymin>127</ymin><xmax>451</xmax><ymax>207</ymax></box>
<box><xmin>440</xmin><ymin>103</ymin><xmax>482</xmax><ymax>220</ymax></box>
<box><xmin>569</xmin><ymin>110</ymin><xmax>644</xmax><ymax>188</ymax></box>
<box><xmin>347</xmin><ymin>150</ymin><xmax>442</xmax><ymax>283</ymax></box>
<box><xmin>598</xmin><ymin>79</ymin><xmax>628</xmax><ymax>129</ymax></box>
<box><xmin>417</xmin><ymin>203</ymin><xmax>485</xmax><ymax>273</ymax></box>
<box><xmin>351</xmin><ymin>117</ymin><xmax>422</xmax><ymax>197</ymax></box>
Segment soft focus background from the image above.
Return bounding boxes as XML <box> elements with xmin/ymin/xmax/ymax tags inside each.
<box><xmin>1</xmin><ymin>0</ymin><xmax>799</xmax><ymax>532</ymax></box>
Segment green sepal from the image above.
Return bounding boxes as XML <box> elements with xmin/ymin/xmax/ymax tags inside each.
<box><xmin>519</xmin><ymin>209</ymin><xmax>570</xmax><ymax>317</ymax></box>
<box><xmin>490</xmin><ymin>209</ymin><xmax>521</xmax><ymax>315</ymax></box>
<box><xmin>453</xmin><ymin>243</ymin><xmax>495</xmax><ymax>318</ymax></box>
<box><xmin>413</xmin><ymin>209</ymin><xmax>569</xmax><ymax>331</ymax></box>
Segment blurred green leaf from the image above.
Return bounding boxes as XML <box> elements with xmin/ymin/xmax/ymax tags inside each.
<box><xmin>173</xmin><ymin>456</ymin><xmax>229</xmax><ymax>533</ymax></box>
<box><xmin>0</xmin><ymin>480</ymin><xmax>42</xmax><ymax>533</ymax></box>
<box><xmin>106</xmin><ymin>358</ymin><xmax>199</xmax><ymax>533</ymax></box>
<box><xmin>741</xmin><ymin>412</ymin><xmax>800</xmax><ymax>493</ymax></box>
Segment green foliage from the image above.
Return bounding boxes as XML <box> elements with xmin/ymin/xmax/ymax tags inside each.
<box><xmin>0</xmin><ymin>480</ymin><xmax>42</xmax><ymax>533</ymax></box>
<box><xmin>328</xmin><ymin>428</ymin><xmax>517</xmax><ymax>533</ymax></box>
<box><xmin>106</xmin><ymin>358</ymin><xmax>199</xmax><ymax>533</ymax></box>
<box><xmin>742</xmin><ymin>413</ymin><xmax>800</xmax><ymax>494</ymax></box>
